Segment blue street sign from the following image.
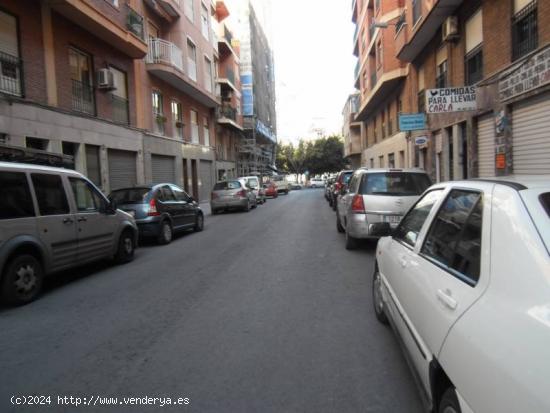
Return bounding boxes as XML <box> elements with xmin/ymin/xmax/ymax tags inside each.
<box><xmin>398</xmin><ymin>113</ymin><xmax>426</xmax><ymax>131</ymax></box>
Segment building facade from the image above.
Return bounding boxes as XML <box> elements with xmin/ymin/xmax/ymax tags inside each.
<box><xmin>342</xmin><ymin>93</ymin><xmax>362</xmax><ymax>169</ymax></box>
<box><xmin>349</xmin><ymin>0</ymin><xmax>550</xmax><ymax>180</ymax></box>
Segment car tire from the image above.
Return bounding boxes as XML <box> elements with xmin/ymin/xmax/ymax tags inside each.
<box><xmin>336</xmin><ymin>214</ymin><xmax>345</xmax><ymax>233</ymax></box>
<box><xmin>115</xmin><ymin>229</ymin><xmax>135</xmax><ymax>264</ymax></box>
<box><xmin>0</xmin><ymin>254</ymin><xmax>44</xmax><ymax>306</ymax></box>
<box><xmin>372</xmin><ymin>267</ymin><xmax>389</xmax><ymax>325</ymax></box>
<box><xmin>243</xmin><ymin>200</ymin><xmax>250</xmax><ymax>212</ymax></box>
<box><xmin>194</xmin><ymin>213</ymin><xmax>204</xmax><ymax>232</ymax></box>
<box><xmin>157</xmin><ymin>220</ymin><xmax>173</xmax><ymax>245</ymax></box>
<box><xmin>439</xmin><ymin>387</ymin><xmax>462</xmax><ymax>413</ymax></box>
<box><xmin>345</xmin><ymin>230</ymin><xmax>358</xmax><ymax>250</ymax></box>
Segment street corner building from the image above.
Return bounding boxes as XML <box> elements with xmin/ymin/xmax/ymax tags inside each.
<box><xmin>0</xmin><ymin>0</ymin><xmax>276</xmax><ymax>201</ymax></box>
<box><xmin>346</xmin><ymin>0</ymin><xmax>550</xmax><ymax>181</ymax></box>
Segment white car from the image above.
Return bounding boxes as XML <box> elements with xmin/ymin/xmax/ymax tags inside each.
<box><xmin>309</xmin><ymin>178</ymin><xmax>325</xmax><ymax>188</ymax></box>
<box><xmin>373</xmin><ymin>177</ymin><xmax>550</xmax><ymax>413</ymax></box>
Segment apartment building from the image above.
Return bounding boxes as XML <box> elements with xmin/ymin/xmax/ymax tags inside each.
<box><xmin>352</xmin><ymin>0</ymin><xmax>413</xmax><ymax>170</ymax></box>
<box><xmin>350</xmin><ymin>0</ymin><xmax>550</xmax><ymax>180</ymax></box>
<box><xmin>342</xmin><ymin>93</ymin><xmax>362</xmax><ymax>169</ymax></box>
<box><xmin>232</xmin><ymin>1</ymin><xmax>277</xmax><ymax>176</ymax></box>
<box><xmin>212</xmin><ymin>0</ymin><xmax>243</xmax><ymax>181</ymax></box>
<box><xmin>0</xmin><ymin>0</ymin><xmax>223</xmax><ymax>201</ymax></box>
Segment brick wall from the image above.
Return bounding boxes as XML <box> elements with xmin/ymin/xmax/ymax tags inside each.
<box><xmin>1</xmin><ymin>0</ymin><xmax>47</xmax><ymax>104</ymax></box>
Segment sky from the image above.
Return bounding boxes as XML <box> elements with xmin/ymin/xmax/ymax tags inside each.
<box><xmin>270</xmin><ymin>1</ymin><xmax>357</xmax><ymax>144</ymax></box>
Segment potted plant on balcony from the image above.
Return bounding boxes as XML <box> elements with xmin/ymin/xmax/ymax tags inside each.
<box><xmin>156</xmin><ymin>114</ymin><xmax>167</xmax><ymax>125</ymax></box>
<box><xmin>175</xmin><ymin>121</ymin><xmax>184</xmax><ymax>129</ymax></box>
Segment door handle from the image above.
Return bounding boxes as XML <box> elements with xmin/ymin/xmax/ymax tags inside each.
<box><xmin>62</xmin><ymin>218</ymin><xmax>74</xmax><ymax>224</ymax></box>
<box><xmin>398</xmin><ymin>255</ymin><xmax>408</xmax><ymax>268</ymax></box>
<box><xmin>437</xmin><ymin>289</ymin><xmax>458</xmax><ymax>310</ymax></box>
<box><xmin>77</xmin><ymin>217</ymin><xmax>87</xmax><ymax>222</ymax></box>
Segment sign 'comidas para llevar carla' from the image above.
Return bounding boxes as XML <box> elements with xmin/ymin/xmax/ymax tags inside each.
<box><xmin>425</xmin><ymin>87</ymin><xmax>477</xmax><ymax>114</ymax></box>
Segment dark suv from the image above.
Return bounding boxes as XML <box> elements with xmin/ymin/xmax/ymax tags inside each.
<box><xmin>330</xmin><ymin>170</ymin><xmax>354</xmax><ymax>210</ymax></box>
<box><xmin>110</xmin><ymin>184</ymin><xmax>204</xmax><ymax>245</ymax></box>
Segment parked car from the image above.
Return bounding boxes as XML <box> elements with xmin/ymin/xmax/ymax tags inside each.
<box><xmin>330</xmin><ymin>169</ymin><xmax>354</xmax><ymax>210</ymax></box>
<box><xmin>263</xmin><ymin>181</ymin><xmax>279</xmax><ymax>198</ymax></box>
<box><xmin>336</xmin><ymin>168</ymin><xmax>431</xmax><ymax>249</ymax></box>
<box><xmin>289</xmin><ymin>182</ymin><xmax>302</xmax><ymax>190</ymax></box>
<box><xmin>373</xmin><ymin>176</ymin><xmax>550</xmax><ymax>413</ymax></box>
<box><xmin>240</xmin><ymin>175</ymin><xmax>266</xmax><ymax>204</ymax></box>
<box><xmin>0</xmin><ymin>162</ymin><xmax>138</xmax><ymax>305</ymax></box>
<box><xmin>272</xmin><ymin>175</ymin><xmax>290</xmax><ymax>194</ymax></box>
<box><xmin>325</xmin><ymin>177</ymin><xmax>335</xmax><ymax>201</ymax></box>
<box><xmin>211</xmin><ymin>179</ymin><xmax>257</xmax><ymax>214</ymax></box>
<box><xmin>110</xmin><ymin>184</ymin><xmax>204</xmax><ymax>245</ymax></box>
<box><xmin>309</xmin><ymin>177</ymin><xmax>325</xmax><ymax>188</ymax></box>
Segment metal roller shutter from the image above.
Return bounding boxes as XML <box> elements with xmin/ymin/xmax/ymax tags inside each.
<box><xmin>151</xmin><ymin>154</ymin><xmax>175</xmax><ymax>184</ymax></box>
<box><xmin>108</xmin><ymin>149</ymin><xmax>137</xmax><ymax>191</ymax></box>
<box><xmin>512</xmin><ymin>93</ymin><xmax>550</xmax><ymax>175</ymax></box>
<box><xmin>477</xmin><ymin>114</ymin><xmax>495</xmax><ymax>178</ymax></box>
<box><xmin>199</xmin><ymin>160</ymin><xmax>213</xmax><ymax>202</ymax></box>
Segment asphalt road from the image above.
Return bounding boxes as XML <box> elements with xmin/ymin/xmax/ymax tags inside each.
<box><xmin>0</xmin><ymin>189</ymin><xmax>423</xmax><ymax>413</ymax></box>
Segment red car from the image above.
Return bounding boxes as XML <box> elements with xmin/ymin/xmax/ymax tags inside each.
<box><xmin>263</xmin><ymin>182</ymin><xmax>278</xmax><ymax>198</ymax></box>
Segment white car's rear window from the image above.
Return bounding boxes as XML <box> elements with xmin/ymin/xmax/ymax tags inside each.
<box><xmin>521</xmin><ymin>190</ymin><xmax>550</xmax><ymax>255</ymax></box>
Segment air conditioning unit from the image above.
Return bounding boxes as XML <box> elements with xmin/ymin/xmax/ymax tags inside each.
<box><xmin>96</xmin><ymin>69</ymin><xmax>115</xmax><ymax>90</ymax></box>
<box><xmin>442</xmin><ymin>16</ymin><xmax>459</xmax><ymax>42</ymax></box>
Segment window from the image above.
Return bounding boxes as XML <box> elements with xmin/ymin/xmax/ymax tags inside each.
<box><xmin>465</xmin><ymin>10</ymin><xmax>483</xmax><ymax>85</ymax></box>
<box><xmin>412</xmin><ymin>0</ymin><xmax>422</xmax><ymax>25</ymax></box>
<box><xmin>201</xmin><ymin>3</ymin><xmax>209</xmax><ymax>39</ymax></box>
<box><xmin>158</xmin><ymin>185</ymin><xmax>176</xmax><ymax>202</ymax></box>
<box><xmin>26</xmin><ymin>137</ymin><xmax>48</xmax><ymax>150</ymax></box>
<box><xmin>359</xmin><ymin>172</ymin><xmax>431</xmax><ymax>196</ymax></box>
<box><xmin>69</xmin><ymin>48</ymin><xmax>94</xmax><ymax>115</ymax></box>
<box><xmin>86</xmin><ymin>145</ymin><xmax>101</xmax><ymax>187</ymax></box>
<box><xmin>171</xmin><ymin>101</ymin><xmax>183</xmax><ymax>139</ymax></box>
<box><xmin>421</xmin><ymin>190</ymin><xmax>483</xmax><ymax>284</ymax></box>
<box><xmin>512</xmin><ymin>0</ymin><xmax>537</xmax><ymax>60</ymax></box>
<box><xmin>187</xmin><ymin>39</ymin><xmax>197</xmax><ymax>81</ymax></box>
<box><xmin>381</xmin><ymin>111</ymin><xmax>386</xmax><ymax>138</ymax></box>
<box><xmin>190</xmin><ymin>110</ymin><xmax>199</xmax><ymax>143</ymax></box>
<box><xmin>170</xmin><ymin>185</ymin><xmax>190</xmax><ymax>202</ymax></box>
<box><xmin>31</xmin><ymin>174</ymin><xmax>70</xmax><ymax>216</ymax></box>
<box><xmin>0</xmin><ymin>171</ymin><xmax>35</xmax><ymax>219</ymax></box>
<box><xmin>110</xmin><ymin>67</ymin><xmax>129</xmax><ymax>124</ymax></box>
<box><xmin>203</xmin><ymin>116</ymin><xmax>210</xmax><ymax>146</ymax></box>
<box><xmin>388</xmin><ymin>153</ymin><xmax>395</xmax><ymax>168</ymax></box>
<box><xmin>184</xmin><ymin>0</ymin><xmax>194</xmax><ymax>22</ymax></box>
<box><xmin>418</xmin><ymin>90</ymin><xmax>426</xmax><ymax>114</ymax></box>
<box><xmin>540</xmin><ymin>192</ymin><xmax>550</xmax><ymax>217</ymax></box>
<box><xmin>204</xmin><ymin>56</ymin><xmax>213</xmax><ymax>92</ymax></box>
<box><xmin>152</xmin><ymin>91</ymin><xmax>164</xmax><ymax>135</ymax></box>
<box><xmin>0</xmin><ymin>10</ymin><xmax>22</xmax><ymax>96</ymax></box>
<box><xmin>436</xmin><ymin>60</ymin><xmax>447</xmax><ymax>88</ymax></box>
<box><xmin>70</xmin><ymin>178</ymin><xmax>103</xmax><ymax>212</ymax></box>
<box><xmin>393</xmin><ymin>189</ymin><xmax>444</xmax><ymax>247</ymax></box>
<box><xmin>379</xmin><ymin>155</ymin><xmax>384</xmax><ymax>167</ymax></box>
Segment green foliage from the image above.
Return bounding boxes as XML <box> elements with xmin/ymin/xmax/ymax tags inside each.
<box><xmin>276</xmin><ymin>135</ymin><xmax>346</xmax><ymax>176</ymax></box>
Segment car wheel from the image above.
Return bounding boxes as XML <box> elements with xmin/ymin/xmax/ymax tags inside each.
<box><xmin>194</xmin><ymin>213</ymin><xmax>204</xmax><ymax>232</ymax></box>
<box><xmin>372</xmin><ymin>267</ymin><xmax>389</xmax><ymax>325</ymax></box>
<box><xmin>345</xmin><ymin>229</ymin><xmax>358</xmax><ymax>250</ymax></box>
<box><xmin>244</xmin><ymin>200</ymin><xmax>250</xmax><ymax>212</ymax></box>
<box><xmin>0</xmin><ymin>254</ymin><xmax>44</xmax><ymax>306</ymax></box>
<box><xmin>336</xmin><ymin>214</ymin><xmax>345</xmax><ymax>233</ymax></box>
<box><xmin>115</xmin><ymin>229</ymin><xmax>135</xmax><ymax>264</ymax></box>
<box><xmin>439</xmin><ymin>387</ymin><xmax>461</xmax><ymax>413</ymax></box>
<box><xmin>157</xmin><ymin>220</ymin><xmax>173</xmax><ymax>245</ymax></box>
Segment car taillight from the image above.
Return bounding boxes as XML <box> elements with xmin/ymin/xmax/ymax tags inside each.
<box><xmin>148</xmin><ymin>198</ymin><xmax>160</xmax><ymax>216</ymax></box>
<box><xmin>235</xmin><ymin>189</ymin><xmax>247</xmax><ymax>198</ymax></box>
<box><xmin>351</xmin><ymin>194</ymin><xmax>365</xmax><ymax>213</ymax></box>
<box><xmin>334</xmin><ymin>182</ymin><xmax>342</xmax><ymax>191</ymax></box>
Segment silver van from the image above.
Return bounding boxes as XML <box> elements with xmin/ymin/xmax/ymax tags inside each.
<box><xmin>336</xmin><ymin>168</ymin><xmax>431</xmax><ymax>249</ymax></box>
<box><xmin>0</xmin><ymin>162</ymin><xmax>138</xmax><ymax>305</ymax></box>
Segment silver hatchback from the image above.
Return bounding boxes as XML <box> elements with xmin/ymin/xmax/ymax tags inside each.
<box><xmin>337</xmin><ymin>168</ymin><xmax>431</xmax><ymax>249</ymax></box>
<box><xmin>211</xmin><ymin>179</ymin><xmax>257</xmax><ymax>214</ymax></box>
<box><xmin>0</xmin><ymin>162</ymin><xmax>138</xmax><ymax>305</ymax></box>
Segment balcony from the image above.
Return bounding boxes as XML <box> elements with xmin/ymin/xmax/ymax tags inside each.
<box><xmin>355</xmin><ymin>67</ymin><xmax>408</xmax><ymax>121</ymax></box>
<box><xmin>217</xmin><ymin>68</ymin><xmax>240</xmax><ymax>98</ymax></box>
<box><xmin>144</xmin><ymin>0</ymin><xmax>181</xmax><ymax>22</ymax></box>
<box><xmin>218</xmin><ymin>24</ymin><xmax>237</xmax><ymax>58</ymax></box>
<box><xmin>217</xmin><ymin>105</ymin><xmax>243</xmax><ymax>131</ymax></box>
<box><xmin>397</xmin><ymin>0</ymin><xmax>463</xmax><ymax>62</ymax></box>
<box><xmin>354</xmin><ymin>60</ymin><xmax>360</xmax><ymax>89</ymax></box>
<box><xmin>0</xmin><ymin>51</ymin><xmax>23</xmax><ymax>97</ymax></box>
<box><xmin>71</xmin><ymin>79</ymin><xmax>95</xmax><ymax>116</ymax></box>
<box><xmin>48</xmin><ymin>1</ymin><xmax>148</xmax><ymax>58</ymax></box>
<box><xmin>146</xmin><ymin>38</ymin><xmax>219</xmax><ymax>108</ymax></box>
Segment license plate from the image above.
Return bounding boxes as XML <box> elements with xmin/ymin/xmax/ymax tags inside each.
<box><xmin>384</xmin><ymin>215</ymin><xmax>401</xmax><ymax>224</ymax></box>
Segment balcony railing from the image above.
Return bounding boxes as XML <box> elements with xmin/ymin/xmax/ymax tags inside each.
<box><xmin>71</xmin><ymin>79</ymin><xmax>95</xmax><ymax>115</ymax></box>
<box><xmin>370</xmin><ymin>72</ymin><xmax>377</xmax><ymax>89</ymax></box>
<box><xmin>126</xmin><ymin>5</ymin><xmax>145</xmax><ymax>40</ymax></box>
<box><xmin>111</xmin><ymin>95</ymin><xmax>129</xmax><ymax>125</ymax></box>
<box><xmin>354</xmin><ymin>60</ymin><xmax>360</xmax><ymax>80</ymax></box>
<box><xmin>146</xmin><ymin>38</ymin><xmax>184</xmax><ymax>72</ymax></box>
<box><xmin>223</xmin><ymin>68</ymin><xmax>236</xmax><ymax>85</ymax></box>
<box><xmin>223</xmin><ymin>25</ymin><xmax>233</xmax><ymax>46</ymax></box>
<box><xmin>218</xmin><ymin>105</ymin><xmax>237</xmax><ymax>121</ymax></box>
<box><xmin>0</xmin><ymin>51</ymin><xmax>23</xmax><ymax>96</ymax></box>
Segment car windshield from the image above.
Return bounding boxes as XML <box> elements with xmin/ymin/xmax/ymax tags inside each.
<box><xmin>359</xmin><ymin>173</ymin><xmax>431</xmax><ymax>196</ymax></box>
<box><xmin>110</xmin><ymin>188</ymin><xmax>150</xmax><ymax>204</ymax></box>
<box><xmin>342</xmin><ymin>173</ymin><xmax>353</xmax><ymax>184</ymax></box>
<box><xmin>214</xmin><ymin>181</ymin><xmax>241</xmax><ymax>190</ymax></box>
